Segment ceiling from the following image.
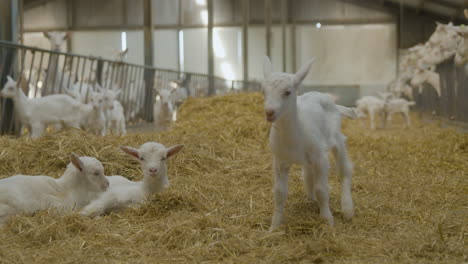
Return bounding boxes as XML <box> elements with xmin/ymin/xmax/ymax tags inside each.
<box><xmin>343</xmin><ymin>0</ymin><xmax>468</xmax><ymax>22</ymax></box>
<box><xmin>25</xmin><ymin>0</ymin><xmax>468</xmax><ymax>23</ymax></box>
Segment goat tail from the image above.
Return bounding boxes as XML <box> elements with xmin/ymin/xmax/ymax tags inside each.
<box><xmin>336</xmin><ymin>105</ymin><xmax>359</xmax><ymax>119</ymax></box>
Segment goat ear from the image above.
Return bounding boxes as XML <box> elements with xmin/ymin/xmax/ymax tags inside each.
<box><xmin>43</xmin><ymin>31</ymin><xmax>50</xmax><ymax>39</ymax></box>
<box><xmin>70</xmin><ymin>153</ymin><xmax>84</xmax><ymax>172</ymax></box>
<box><xmin>263</xmin><ymin>56</ymin><xmax>273</xmax><ymax>80</ymax></box>
<box><xmin>294</xmin><ymin>58</ymin><xmax>315</xmax><ymax>87</ymax></box>
<box><xmin>120</xmin><ymin>146</ymin><xmax>140</xmax><ymax>159</ymax></box>
<box><xmin>166</xmin><ymin>144</ymin><xmax>184</xmax><ymax>159</ymax></box>
<box><xmin>114</xmin><ymin>90</ymin><xmax>121</xmax><ymax>97</ymax></box>
<box><xmin>123</xmin><ymin>48</ymin><xmax>129</xmax><ymax>54</ymax></box>
<box><xmin>464</xmin><ymin>9</ymin><xmax>468</xmax><ymax>19</ymax></box>
<box><xmin>6</xmin><ymin>75</ymin><xmax>14</xmax><ymax>83</ymax></box>
<box><xmin>64</xmin><ymin>32</ymin><xmax>70</xmax><ymax>40</ymax></box>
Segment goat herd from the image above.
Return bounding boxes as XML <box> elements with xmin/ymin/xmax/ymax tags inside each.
<box><xmin>0</xmin><ymin>32</ymin><xmax>188</xmax><ymax>139</ymax></box>
<box><xmin>388</xmin><ymin>10</ymin><xmax>468</xmax><ymax>99</ymax></box>
<box><xmin>1</xmin><ymin>15</ymin><xmax>462</xmax><ymax>231</ymax></box>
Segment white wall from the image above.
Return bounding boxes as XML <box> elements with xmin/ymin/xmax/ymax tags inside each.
<box><xmin>182</xmin><ymin>28</ymin><xmax>208</xmax><ymax>74</ymax></box>
<box><xmin>71</xmin><ymin>31</ymin><xmax>121</xmax><ymax>60</ymax></box>
<box><xmin>297</xmin><ymin>24</ymin><xmax>397</xmax><ymax>86</ymax></box>
<box><xmin>154</xmin><ymin>30</ymin><xmax>178</xmax><ymax>70</ymax></box>
<box><xmin>23</xmin><ymin>32</ymin><xmax>68</xmax><ymax>52</ymax></box>
<box><xmin>126</xmin><ymin>31</ymin><xmax>144</xmax><ymax>65</ymax></box>
<box><xmin>247</xmin><ymin>26</ymin><xmax>266</xmax><ymax>81</ymax></box>
<box><xmin>213</xmin><ymin>27</ymin><xmax>242</xmax><ymax>81</ymax></box>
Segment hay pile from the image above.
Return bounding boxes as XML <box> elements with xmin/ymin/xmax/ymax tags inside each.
<box><xmin>0</xmin><ymin>93</ymin><xmax>466</xmax><ymax>264</ymax></box>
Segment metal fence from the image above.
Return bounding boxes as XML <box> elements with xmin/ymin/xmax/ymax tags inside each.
<box><xmin>413</xmin><ymin>57</ymin><xmax>468</xmax><ymax>123</ymax></box>
<box><xmin>0</xmin><ymin>41</ymin><xmax>261</xmax><ymax>135</ymax></box>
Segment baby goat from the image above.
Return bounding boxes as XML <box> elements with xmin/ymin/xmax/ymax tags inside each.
<box><xmin>80</xmin><ymin>142</ymin><xmax>184</xmax><ymax>217</ymax></box>
<box><xmin>0</xmin><ymin>76</ymin><xmax>84</xmax><ymax>138</ymax></box>
<box><xmin>0</xmin><ymin>154</ymin><xmax>109</xmax><ymax>226</ymax></box>
<box><xmin>262</xmin><ymin>56</ymin><xmax>354</xmax><ymax>231</ymax></box>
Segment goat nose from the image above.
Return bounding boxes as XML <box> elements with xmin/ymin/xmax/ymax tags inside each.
<box><xmin>265</xmin><ymin>109</ymin><xmax>275</xmax><ymax>117</ymax></box>
<box><xmin>149</xmin><ymin>168</ymin><xmax>158</xmax><ymax>173</ymax></box>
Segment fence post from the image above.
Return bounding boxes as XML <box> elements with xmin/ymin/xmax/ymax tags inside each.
<box><xmin>96</xmin><ymin>58</ymin><xmax>104</xmax><ymax>87</ymax></box>
<box><xmin>0</xmin><ymin>49</ymin><xmax>16</xmax><ymax>135</ymax></box>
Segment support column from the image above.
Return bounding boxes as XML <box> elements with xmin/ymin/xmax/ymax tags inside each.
<box><xmin>143</xmin><ymin>0</ymin><xmax>155</xmax><ymax>121</ymax></box>
<box><xmin>0</xmin><ymin>0</ymin><xmax>20</xmax><ymax>135</ymax></box>
<box><xmin>177</xmin><ymin>0</ymin><xmax>182</xmax><ymax>73</ymax></box>
<box><xmin>242</xmin><ymin>0</ymin><xmax>249</xmax><ymax>86</ymax></box>
<box><xmin>281</xmin><ymin>0</ymin><xmax>287</xmax><ymax>72</ymax></box>
<box><xmin>66</xmin><ymin>0</ymin><xmax>73</xmax><ymax>52</ymax></box>
<box><xmin>207</xmin><ymin>0</ymin><xmax>215</xmax><ymax>95</ymax></box>
<box><xmin>265</xmin><ymin>0</ymin><xmax>272</xmax><ymax>58</ymax></box>
<box><xmin>291</xmin><ymin>23</ymin><xmax>297</xmax><ymax>72</ymax></box>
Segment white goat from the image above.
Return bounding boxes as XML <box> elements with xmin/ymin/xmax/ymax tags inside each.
<box><xmin>355</xmin><ymin>96</ymin><xmax>386</xmax><ymax>130</ymax></box>
<box><xmin>79</xmin><ymin>90</ymin><xmax>107</xmax><ymax>136</ymax></box>
<box><xmin>0</xmin><ymin>76</ymin><xmax>84</xmax><ymax>138</ymax></box>
<box><xmin>101</xmin><ymin>86</ymin><xmax>126</xmax><ymax>136</ymax></box>
<box><xmin>0</xmin><ymin>153</ymin><xmax>109</xmax><ymax>226</ymax></box>
<box><xmin>80</xmin><ymin>142</ymin><xmax>184</xmax><ymax>217</ymax></box>
<box><xmin>153</xmin><ymin>86</ymin><xmax>176</xmax><ymax>131</ymax></box>
<box><xmin>383</xmin><ymin>98</ymin><xmax>415</xmax><ymax>128</ymax></box>
<box><xmin>43</xmin><ymin>31</ymin><xmax>74</xmax><ymax>95</ymax></box>
<box><xmin>262</xmin><ymin>56</ymin><xmax>354</xmax><ymax>231</ymax></box>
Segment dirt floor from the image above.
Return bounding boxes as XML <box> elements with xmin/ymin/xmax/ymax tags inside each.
<box><xmin>0</xmin><ymin>93</ymin><xmax>466</xmax><ymax>264</ymax></box>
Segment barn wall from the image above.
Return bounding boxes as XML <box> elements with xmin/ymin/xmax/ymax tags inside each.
<box><xmin>23</xmin><ymin>0</ymin><xmax>67</xmax><ymax>31</ymax></box>
<box><xmin>291</xmin><ymin>0</ymin><xmax>394</xmax><ymax>22</ymax></box>
<box><xmin>398</xmin><ymin>13</ymin><xmax>437</xmax><ymax>49</ymax></box>
<box><xmin>297</xmin><ymin>24</ymin><xmax>397</xmax><ymax>86</ymax></box>
<box><xmin>153</xmin><ymin>30</ymin><xmax>178</xmax><ymax>70</ymax></box>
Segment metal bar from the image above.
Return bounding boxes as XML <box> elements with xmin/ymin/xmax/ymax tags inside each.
<box><xmin>26</xmin><ymin>50</ymin><xmax>36</xmax><ymax>93</ymax></box>
<box><xmin>104</xmin><ymin>61</ymin><xmax>112</xmax><ymax>89</ymax></box>
<box><xmin>34</xmin><ymin>50</ymin><xmax>44</xmax><ymax>98</ymax></box>
<box><xmin>124</xmin><ymin>65</ymin><xmax>136</xmax><ymax>120</ymax></box>
<box><xmin>143</xmin><ymin>0</ymin><xmax>154</xmax><ymax>122</ymax></box>
<box><xmin>242</xmin><ymin>0</ymin><xmax>249</xmax><ymax>87</ymax></box>
<box><xmin>67</xmin><ymin>55</ymin><xmax>76</xmax><ymax>90</ymax></box>
<box><xmin>136</xmin><ymin>67</ymin><xmax>146</xmax><ymax>120</ymax></box>
<box><xmin>59</xmin><ymin>55</ymin><xmax>68</xmax><ymax>93</ymax></box>
<box><xmin>79</xmin><ymin>57</ymin><xmax>87</xmax><ymax>98</ymax></box>
<box><xmin>85</xmin><ymin>59</ymin><xmax>94</xmax><ymax>102</ymax></box>
<box><xmin>265</xmin><ymin>0</ymin><xmax>272</xmax><ymax>58</ymax></box>
<box><xmin>281</xmin><ymin>0</ymin><xmax>287</xmax><ymax>72</ymax></box>
<box><xmin>207</xmin><ymin>0</ymin><xmax>215</xmax><ymax>95</ymax></box>
<box><xmin>42</xmin><ymin>51</ymin><xmax>53</xmax><ymax>94</ymax></box>
<box><xmin>108</xmin><ymin>62</ymin><xmax>116</xmax><ymax>89</ymax></box>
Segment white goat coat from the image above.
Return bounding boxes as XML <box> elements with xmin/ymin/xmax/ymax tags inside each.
<box><xmin>0</xmin><ymin>163</ymin><xmax>105</xmax><ymax>225</ymax></box>
<box><xmin>270</xmin><ymin>92</ymin><xmax>343</xmax><ymax>165</ymax></box>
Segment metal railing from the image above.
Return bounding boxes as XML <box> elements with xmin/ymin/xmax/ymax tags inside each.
<box><xmin>413</xmin><ymin>57</ymin><xmax>468</xmax><ymax>123</ymax></box>
<box><xmin>0</xmin><ymin>41</ymin><xmax>261</xmax><ymax>135</ymax></box>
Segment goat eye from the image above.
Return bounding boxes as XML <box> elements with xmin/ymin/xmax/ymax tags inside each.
<box><xmin>161</xmin><ymin>157</ymin><xmax>166</xmax><ymax>161</ymax></box>
<box><xmin>94</xmin><ymin>172</ymin><xmax>99</xmax><ymax>176</ymax></box>
<box><xmin>140</xmin><ymin>157</ymin><xmax>144</xmax><ymax>161</ymax></box>
<box><xmin>284</xmin><ymin>91</ymin><xmax>291</xmax><ymax>97</ymax></box>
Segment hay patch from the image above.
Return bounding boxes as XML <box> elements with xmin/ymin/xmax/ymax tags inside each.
<box><xmin>0</xmin><ymin>93</ymin><xmax>466</xmax><ymax>263</ymax></box>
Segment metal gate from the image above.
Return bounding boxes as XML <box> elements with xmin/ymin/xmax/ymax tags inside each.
<box><xmin>0</xmin><ymin>41</ymin><xmax>261</xmax><ymax>135</ymax></box>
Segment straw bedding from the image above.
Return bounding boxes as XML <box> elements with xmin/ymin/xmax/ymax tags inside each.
<box><xmin>0</xmin><ymin>93</ymin><xmax>466</xmax><ymax>264</ymax></box>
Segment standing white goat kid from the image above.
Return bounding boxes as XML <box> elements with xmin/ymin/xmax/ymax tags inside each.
<box><xmin>79</xmin><ymin>90</ymin><xmax>107</xmax><ymax>136</ymax></box>
<box><xmin>0</xmin><ymin>76</ymin><xmax>84</xmax><ymax>138</ymax></box>
<box><xmin>153</xmin><ymin>86</ymin><xmax>176</xmax><ymax>131</ymax></box>
<box><xmin>0</xmin><ymin>153</ymin><xmax>109</xmax><ymax>226</ymax></box>
<box><xmin>101</xmin><ymin>86</ymin><xmax>126</xmax><ymax>136</ymax></box>
<box><xmin>355</xmin><ymin>96</ymin><xmax>386</xmax><ymax>130</ymax></box>
<box><xmin>383</xmin><ymin>98</ymin><xmax>415</xmax><ymax>128</ymax></box>
<box><xmin>80</xmin><ymin>142</ymin><xmax>184</xmax><ymax>217</ymax></box>
<box><xmin>262</xmin><ymin>56</ymin><xmax>354</xmax><ymax>231</ymax></box>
